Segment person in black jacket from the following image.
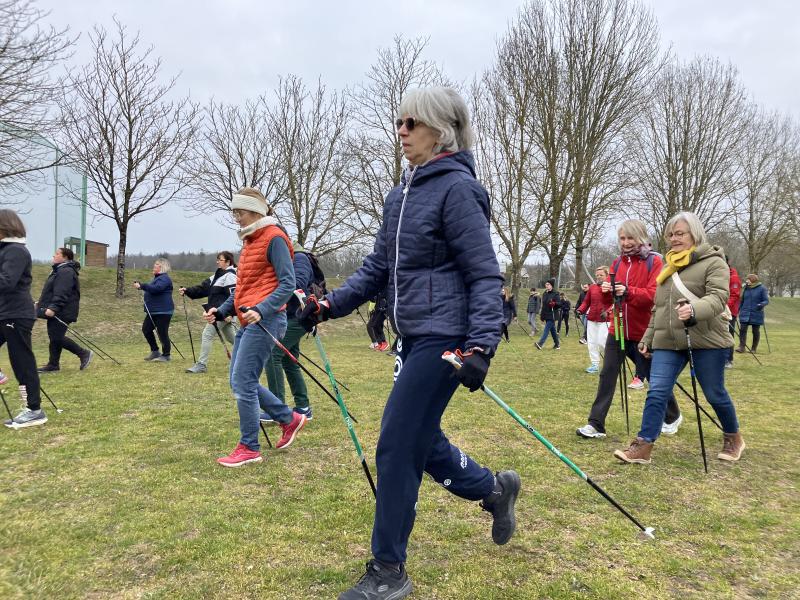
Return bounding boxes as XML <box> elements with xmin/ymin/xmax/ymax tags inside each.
<box><xmin>366</xmin><ymin>289</ymin><xmax>389</xmax><ymax>351</ymax></box>
<box><xmin>535</xmin><ymin>279</ymin><xmax>561</xmax><ymax>350</ymax></box>
<box><xmin>180</xmin><ymin>251</ymin><xmax>237</xmax><ymax>373</ymax></box>
<box><xmin>36</xmin><ymin>247</ymin><xmax>92</xmax><ymax>373</ymax></box>
<box><xmin>556</xmin><ymin>293</ymin><xmax>571</xmax><ymax>337</ymax></box>
<box><xmin>500</xmin><ymin>286</ymin><xmax>516</xmax><ymax>342</ymax></box>
<box><xmin>0</xmin><ymin>210</ymin><xmax>46</xmax><ymax>428</ymax></box>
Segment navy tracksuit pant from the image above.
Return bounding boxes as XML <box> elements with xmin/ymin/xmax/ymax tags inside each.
<box><xmin>372</xmin><ymin>335</ymin><xmax>495</xmax><ymax>564</ymax></box>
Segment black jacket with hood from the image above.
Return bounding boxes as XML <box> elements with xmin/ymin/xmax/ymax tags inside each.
<box><xmin>38</xmin><ymin>261</ymin><xmax>81</xmax><ymax>322</ymax></box>
<box><xmin>0</xmin><ymin>239</ymin><xmax>35</xmax><ymax>321</ymax></box>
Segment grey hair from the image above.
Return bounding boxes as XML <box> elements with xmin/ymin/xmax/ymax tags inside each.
<box><xmin>154</xmin><ymin>257</ymin><xmax>171</xmax><ymax>273</ymax></box>
<box><xmin>398</xmin><ymin>87</ymin><xmax>474</xmax><ymax>152</ymax></box>
<box><xmin>665</xmin><ymin>211</ymin><xmax>707</xmax><ymax>246</ymax></box>
<box><xmin>617</xmin><ymin>219</ymin><xmax>650</xmax><ymax>246</ymax></box>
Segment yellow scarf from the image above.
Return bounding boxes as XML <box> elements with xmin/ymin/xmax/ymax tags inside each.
<box><xmin>656</xmin><ymin>247</ymin><xmax>696</xmax><ymax>285</ymax></box>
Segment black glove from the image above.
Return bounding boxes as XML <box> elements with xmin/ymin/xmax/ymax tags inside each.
<box><xmin>454</xmin><ymin>348</ymin><xmax>490</xmax><ymax>392</ymax></box>
<box><xmin>296</xmin><ymin>295</ymin><xmax>331</xmax><ymax>332</ymax></box>
<box><xmin>36</xmin><ymin>306</ymin><xmax>48</xmax><ymax>319</ymax></box>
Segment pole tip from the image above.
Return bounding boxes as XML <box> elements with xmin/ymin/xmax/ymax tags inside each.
<box><xmin>639</xmin><ymin>527</ymin><xmax>656</xmax><ymax>540</ymax></box>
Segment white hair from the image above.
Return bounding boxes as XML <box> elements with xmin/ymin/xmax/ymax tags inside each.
<box><xmin>665</xmin><ymin>211</ymin><xmax>707</xmax><ymax>246</ymax></box>
<box><xmin>398</xmin><ymin>87</ymin><xmax>474</xmax><ymax>152</ymax></box>
<box><xmin>154</xmin><ymin>257</ymin><xmax>171</xmax><ymax>273</ymax></box>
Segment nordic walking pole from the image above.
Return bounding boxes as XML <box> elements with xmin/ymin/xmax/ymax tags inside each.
<box><xmin>732</xmin><ymin>321</ymin><xmax>763</xmax><ymax>366</ymax></box>
<box><xmin>297</xmin><ymin>349</ymin><xmax>351</xmax><ymax>392</ymax></box>
<box><xmin>676</xmin><ymin>299</ymin><xmax>708</xmax><ymax>474</ymax></box>
<box><xmin>515</xmin><ymin>319</ymin><xmax>530</xmax><ymax>336</ymax></box>
<box><xmin>140</xmin><ymin>291</ymin><xmax>185</xmax><ymax>360</ymax></box>
<box><xmin>40</xmin><ymin>386</ymin><xmax>62</xmax><ymax>413</ymax></box>
<box><xmin>3</xmin><ymin>324</ymin><xmax>63</xmax><ymax>413</ymax></box>
<box><xmin>355</xmin><ymin>306</ymin><xmax>370</xmax><ymax>329</ymax></box>
<box><xmin>291</xmin><ymin>292</ymin><xmax>377</xmax><ymax>497</ymax></box>
<box><xmin>443</xmin><ymin>351</ymin><xmax>655</xmax><ymax>539</ymax></box>
<box><xmin>0</xmin><ymin>388</ymin><xmax>13</xmax><ymax>421</ymax></box>
<box><xmin>53</xmin><ymin>315</ymin><xmax>122</xmax><ymax>365</ymax></box>
<box><xmin>260</xmin><ymin>423</ymin><xmax>273</xmax><ymax>448</ymax></box>
<box><xmin>762</xmin><ymin>321</ymin><xmax>771</xmax><ymax>353</ymax></box>
<box><xmin>610</xmin><ymin>270</ymin><xmax>630</xmax><ymax>434</ymax></box>
<box><xmin>312</xmin><ymin>329</ymin><xmax>377</xmax><ymax>498</ymax></box>
<box><xmin>182</xmin><ymin>295</ymin><xmax>197</xmax><ymax>363</ymax></box>
<box><xmin>201</xmin><ymin>303</ymin><xmax>232</xmax><ymax>360</ymax></box>
<box><xmin>237</xmin><ymin>307</ymin><xmax>358</xmax><ymax>423</ymax></box>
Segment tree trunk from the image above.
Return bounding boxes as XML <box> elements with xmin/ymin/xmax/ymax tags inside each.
<box><xmin>575</xmin><ymin>246</ymin><xmax>586</xmax><ymax>292</ymax></box>
<box><xmin>115</xmin><ymin>229</ymin><xmax>127</xmax><ymax>298</ymax></box>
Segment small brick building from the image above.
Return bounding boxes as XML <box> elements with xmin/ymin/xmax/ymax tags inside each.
<box><xmin>64</xmin><ymin>237</ymin><xmax>109</xmax><ymax>267</ymax></box>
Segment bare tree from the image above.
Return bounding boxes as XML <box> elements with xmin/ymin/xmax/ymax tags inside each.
<box><xmin>58</xmin><ymin>21</ymin><xmax>199</xmax><ymax>297</ymax></box>
<box><xmin>560</xmin><ymin>0</ymin><xmax>663</xmax><ymax>289</ymax></box>
<box><xmin>627</xmin><ymin>56</ymin><xmax>749</xmax><ymax>251</ymax></box>
<box><xmin>267</xmin><ymin>75</ymin><xmax>357</xmax><ymax>255</ymax></box>
<box><xmin>184</xmin><ymin>98</ymin><xmax>281</xmax><ymax>226</ymax></box>
<box><xmin>732</xmin><ymin>109</ymin><xmax>799</xmax><ymax>272</ymax></box>
<box><xmin>0</xmin><ymin>0</ymin><xmax>73</xmax><ymax>195</ymax></box>
<box><xmin>345</xmin><ymin>36</ymin><xmax>449</xmax><ymax>239</ymax></box>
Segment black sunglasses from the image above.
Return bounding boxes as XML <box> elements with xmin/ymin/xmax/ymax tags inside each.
<box><xmin>395</xmin><ymin>117</ymin><xmax>418</xmax><ymax>131</ymax></box>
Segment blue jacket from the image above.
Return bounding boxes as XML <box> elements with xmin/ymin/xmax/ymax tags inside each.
<box><xmin>328</xmin><ymin>151</ymin><xmax>503</xmax><ymax>354</ymax></box>
<box><xmin>141</xmin><ymin>273</ymin><xmax>174</xmax><ymax>314</ymax></box>
<box><xmin>738</xmin><ymin>282</ymin><xmax>768</xmax><ymax>325</ymax></box>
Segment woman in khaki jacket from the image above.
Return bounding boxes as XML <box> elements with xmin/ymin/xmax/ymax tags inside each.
<box><xmin>614</xmin><ymin>211</ymin><xmax>745</xmax><ymax>465</ymax></box>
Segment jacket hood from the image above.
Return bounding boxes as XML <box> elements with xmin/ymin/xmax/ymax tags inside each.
<box><xmin>53</xmin><ymin>260</ymin><xmax>80</xmax><ymax>274</ymax></box>
<box><xmin>693</xmin><ymin>243</ymin><xmax>726</xmax><ymax>262</ymax></box>
<box><xmin>401</xmin><ymin>150</ymin><xmax>476</xmax><ymax>185</ymax></box>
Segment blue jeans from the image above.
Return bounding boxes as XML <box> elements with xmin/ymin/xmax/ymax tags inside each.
<box><xmin>639</xmin><ymin>348</ymin><xmax>739</xmax><ymax>442</ymax></box>
<box><xmin>229</xmin><ymin>314</ymin><xmax>292</xmax><ymax>451</ymax></box>
<box><xmin>537</xmin><ymin>319</ymin><xmax>559</xmax><ymax>347</ymax></box>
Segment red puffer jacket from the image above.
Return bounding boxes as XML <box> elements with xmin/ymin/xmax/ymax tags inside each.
<box><xmin>605</xmin><ymin>253</ymin><xmax>661</xmax><ymax>342</ymax></box>
<box><xmin>578</xmin><ymin>283</ymin><xmax>611</xmax><ymax>323</ymax></box>
<box><xmin>728</xmin><ymin>267</ymin><xmax>741</xmax><ymax>318</ymax></box>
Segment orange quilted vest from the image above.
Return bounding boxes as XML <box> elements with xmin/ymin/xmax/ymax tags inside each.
<box><xmin>235</xmin><ymin>224</ymin><xmax>293</xmax><ymax>326</ymax></box>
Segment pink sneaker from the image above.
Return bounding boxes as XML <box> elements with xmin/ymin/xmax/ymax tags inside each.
<box><xmin>376</xmin><ymin>341</ymin><xmax>389</xmax><ymax>352</ymax></box>
<box><xmin>628</xmin><ymin>376</ymin><xmax>645</xmax><ymax>390</ymax></box>
<box><xmin>277</xmin><ymin>411</ymin><xmax>307</xmax><ymax>449</ymax></box>
<box><xmin>217</xmin><ymin>442</ymin><xmax>263</xmax><ymax>467</ymax></box>
<box><xmin>0</xmin><ymin>371</ymin><xmax>8</xmax><ymax>385</ymax></box>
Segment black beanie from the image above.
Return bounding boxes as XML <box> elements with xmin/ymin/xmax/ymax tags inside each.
<box><xmin>547</xmin><ymin>278</ymin><xmax>556</xmax><ymax>288</ymax></box>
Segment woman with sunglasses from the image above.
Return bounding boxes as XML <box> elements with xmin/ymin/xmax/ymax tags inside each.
<box><xmin>299</xmin><ymin>87</ymin><xmax>520</xmax><ymax>600</ymax></box>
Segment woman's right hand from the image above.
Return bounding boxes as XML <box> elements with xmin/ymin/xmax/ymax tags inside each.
<box><xmin>203</xmin><ymin>307</ymin><xmax>218</xmax><ymax>324</ymax></box>
<box><xmin>179</xmin><ymin>287</ymin><xmax>186</xmax><ymax>296</ymax></box>
<box><xmin>638</xmin><ymin>342</ymin><xmax>651</xmax><ymax>358</ymax></box>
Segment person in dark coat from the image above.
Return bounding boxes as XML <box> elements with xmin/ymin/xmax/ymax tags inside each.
<box><xmin>180</xmin><ymin>251</ymin><xmax>237</xmax><ymax>373</ymax></box>
<box><xmin>0</xmin><ymin>210</ymin><xmax>46</xmax><ymax>428</ymax></box>
<box><xmin>366</xmin><ymin>288</ymin><xmax>389</xmax><ymax>350</ymax></box>
<box><xmin>36</xmin><ymin>247</ymin><xmax>92</xmax><ymax>372</ymax></box>
<box><xmin>535</xmin><ymin>279</ymin><xmax>561</xmax><ymax>349</ymax></box>
<box><xmin>500</xmin><ymin>286</ymin><xmax>516</xmax><ymax>342</ymax></box>
<box><xmin>556</xmin><ymin>293</ymin><xmax>571</xmax><ymax>337</ymax></box>
<box><xmin>525</xmin><ymin>287</ymin><xmax>540</xmax><ymax>335</ymax></box>
<box><xmin>737</xmin><ymin>273</ymin><xmax>769</xmax><ymax>353</ymax></box>
<box><xmin>133</xmin><ymin>258</ymin><xmax>175</xmax><ymax>362</ymax></box>
<box><xmin>298</xmin><ymin>87</ymin><xmax>520</xmax><ymax>600</ymax></box>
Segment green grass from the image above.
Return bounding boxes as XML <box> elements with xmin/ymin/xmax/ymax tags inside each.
<box><xmin>1</xmin><ymin>265</ymin><xmax>798</xmax><ymax>598</ymax></box>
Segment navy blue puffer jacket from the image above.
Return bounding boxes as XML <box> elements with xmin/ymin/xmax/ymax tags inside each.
<box><xmin>738</xmin><ymin>282</ymin><xmax>769</xmax><ymax>325</ymax></box>
<box><xmin>328</xmin><ymin>151</ymin><xmax>503</xmax><ymax>355</ymax></box>
<box><xmin>140</xmin><ymin>273</ymin><xmax>174</xmax><ymax>314</ymax></box>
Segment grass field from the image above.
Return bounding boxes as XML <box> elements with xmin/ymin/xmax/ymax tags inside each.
<box><xmin>1</xmin><ymin>265</ymin><xmax>798</xmax><ymax>599</ymax></box>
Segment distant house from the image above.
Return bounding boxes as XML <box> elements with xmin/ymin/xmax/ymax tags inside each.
<box><xmin>64</xmin><ymin>237</ymin><xmax>108</xmax><ymax>267</ymax></box>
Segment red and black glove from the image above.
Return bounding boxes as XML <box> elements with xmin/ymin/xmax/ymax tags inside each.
<box><xmin>454</xmin><ymin>348</ymin><xmax>490</xmax><ymax>392</ymax></box>
<box><xmin>296</xmin><ymin>295</ymin><xmax>331</xmax><ymax>332</ymax></box>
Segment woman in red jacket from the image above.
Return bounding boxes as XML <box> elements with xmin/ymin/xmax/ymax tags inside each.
<box><xmin>576</xmin><ymin>220</ymin><xmax>682</xmax><ymax>439</ymax></box>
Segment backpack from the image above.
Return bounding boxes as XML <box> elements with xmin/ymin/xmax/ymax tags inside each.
<box><xmin>611</xmin><ymin>251</ymin><xmax>661</xmax><ymax>276</ymax></box>
<box><xmin>298</xmin><ymin>251</ymin><xmax>328</xmax><ymax>298</ymax></box>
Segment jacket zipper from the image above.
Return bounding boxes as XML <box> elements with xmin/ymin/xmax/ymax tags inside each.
<box><xmin>393</xmin><ymin>166</ymin><xmax>417</xmax><ymax>337</ymax></box>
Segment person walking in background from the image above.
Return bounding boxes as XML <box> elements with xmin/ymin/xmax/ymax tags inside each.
<box><xmin>577</xmin><ymin>266</ymin><xmax>611</xmax><ymax>374</ymax></box>
<box><xmin>556</xmin><ymin>292</ymin><xmax>571</xmax><ymax>337</ymax></box>
<box><xmin>526</xmin><ymin>287</ymin><xmax>540</xmax><ymax>335</ymax></box>
<box><xmin>576</xmin><ymin>219</ymin><xmax>682</xmax><ymax>439</ymax></box>
<box><xmin>35</xmin><ymin>247</ymin><xmax>92</xmax><ymax>373</ymax></box>
<box><xmin>134</xmin><ymin>258</ymin><xmax>175</xmax><ymax>362</ymax></box>
<box><xmin>535</xmin><ymin>279</ymin><xmax>561</xmax><ymax>350</ymax></box>
<box><xmin>500</xmin><ymin>285</ymin><xmax>516</xmax><ymax>342</ymax></box>
<box><xmin>366</xmin><ymin>289</ymin><xmax>389</xmax><ymax>351</ymax></box>
<box><xmin>180</xmin><ymin>251</ymin><xmax>237</xmax><ymax>374</ymax></box>
<box><xmin>0</xmin><ymin>210</ymin><xmax>46</xmax><ymax>428</ymax></box>
<box><xmin>204</xmin><ymin>187</ymin><xmax>305</xmax><ymax>468</ymax></box>
<box><xmin>725</xmin><ymin>258</ymin><xmax>741</xmax><ymax>368</ymax></box>
<box><xmin>737</xmin><ymin>273</ymin><xmax>768</xmax><ymax>354</ymax></box>
<box><xmin>265</xmin><ymin>242</ymin><xmax>314</xmax><ymax>420</ymax></box>
<box><xmin>614</xmin><ymin>211</ymin><xmax>745</xmax><ymax>464</ymax></box>
<box><xmin>576</xmin><ymin>283</ymin><xmax>589</xmax><ymax>344</ymax></box>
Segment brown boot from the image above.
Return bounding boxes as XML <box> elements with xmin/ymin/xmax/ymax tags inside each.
<box><xmin>734</xmin><ymin>346</ymin><xmax>745</xmax><ymax>353</ymax></box>
<box><xmin>718</xmin><ymin>432</ymin><xmax>745</xmax><ymax>461</ymax></box>
<box><xmin>613</xmin><ymin>437</ymin><xmax>653</xmax><ymax>464</ymax></box>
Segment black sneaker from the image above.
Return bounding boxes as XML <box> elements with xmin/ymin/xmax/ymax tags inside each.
<box><xmin>339</xmin><ymin>560</ymin><xmax>412</xmax><ymax>600</ymax></box>
<box><xmin>480</xmin><ymin>470</ymin><xmax>521</xmax><ymax>545</ymax></box>
<box><xmin>37</xmin><ymin>364</ymin><xmax>60</xmax><ymax>373</ymax></box>
<box><xmin>79</xmin><ymin>350</ymin><xmax>94</xmax><ymax>370</ymax></box>
<box><xmin>534</xmin><ymin>342</ymin><xmax>542</xmax><ymax>350</ymax></box>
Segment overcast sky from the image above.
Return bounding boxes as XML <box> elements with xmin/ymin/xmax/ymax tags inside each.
<box><xmin>36</xmin><ymin>0</ymin><xmax>800</xmax><ymax>255</ymax></box>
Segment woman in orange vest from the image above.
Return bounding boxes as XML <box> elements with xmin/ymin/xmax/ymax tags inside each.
<box><xmin>204</xmin><ymin>187</ymin><xmax>306</xmax><ymax>467</ymax></box>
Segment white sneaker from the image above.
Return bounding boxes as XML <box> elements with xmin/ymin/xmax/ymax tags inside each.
<box><xmin>661</xmin><ymin>413</ymin><xmax>683</xmax><ymax>436</ymax></box>
<box><xmin>576</xmin><ymin>424</ymin><xmax>606</xmax><ymax>439</ymax></box>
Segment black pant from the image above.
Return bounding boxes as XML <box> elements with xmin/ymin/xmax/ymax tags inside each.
<box><xmin>367</xmin><ymin>309</ymin><xmax>386</xmax><ymax>344</ymax></box>
<box><xmin>47</xmin><ymin>318</ymin><xmax>86</xmax><ymax>366</ymax></box>
<box><xmin>557</xmin><ymin>313</ymin><xmax>570</xmax><ymax>335</ymax></box>
<box><xmin>142</xmin><ymin>314</ymin><xmax>172</xmax><ymax>355</ymax></box>
<box><xmin>588</xmin><ymin>336</ymin><xmax>680</xmax><ymax>433</ymax></box>
<box><xmin>500</xmin><ymin>323</ymin><xmax>510</xmax><ymax>342</ymax></box>
<box><xmin>0</xmin><ymin>319</ymin><xmax>41</xmax><ymax>410</ymax></box>
<box><xmin>739</xmin><ymin>322</ymin><xmax>760</xmax><ymax>351</ymax></box>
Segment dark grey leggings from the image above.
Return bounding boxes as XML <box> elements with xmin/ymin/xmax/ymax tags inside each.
<box><xmin>142</xmin><ymin>314</ymin><xmax>172</xmax><ymax>355</ymax></box>
<box><xmin>739</xmin><ymin>323</ymin><xmax>760</xmax><ymax>350</ymax></box>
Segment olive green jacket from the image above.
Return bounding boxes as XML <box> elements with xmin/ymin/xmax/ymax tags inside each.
<box><xmin>642</xmin><ymin>243</ymin><xmax>733</xmax><ymax>351</ymax></box>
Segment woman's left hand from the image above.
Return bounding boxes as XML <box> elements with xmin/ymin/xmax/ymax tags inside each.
<box><xmin>676</xmin><ymin>302</ymin><xmax>693</xmax><ymax>322</ymax></box>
